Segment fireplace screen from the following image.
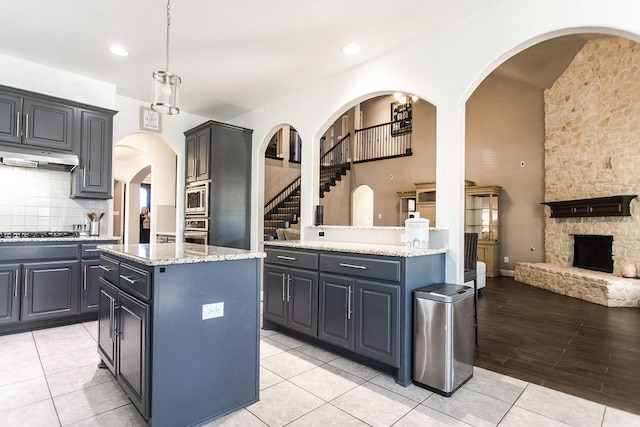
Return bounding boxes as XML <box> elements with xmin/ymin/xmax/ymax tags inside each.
<box><xmin>573</xmin><ymin>234</ymin><xmax>613</xmax><ymax>273</ymax></box>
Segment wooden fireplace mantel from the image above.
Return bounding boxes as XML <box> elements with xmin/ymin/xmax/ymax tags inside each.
<box><xmin>542</xmin><ymin>195</ymin><xmax>637</xmax><ymax>218</ymax></box>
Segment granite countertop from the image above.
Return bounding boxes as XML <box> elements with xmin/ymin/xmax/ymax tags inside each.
<box><xmin>263</xmin><ymin>240</ymin><xmax>447</xmax><ymax>257</ymax></box>
<box><xmin>0</xmin><ymin>236</ymin><xmax>119</xmax><ymax>243</ymax></box>
<box><xmin>98</xmin><ymin>242</ymin><xmax>266</xmax><ymax>266</ymax></box>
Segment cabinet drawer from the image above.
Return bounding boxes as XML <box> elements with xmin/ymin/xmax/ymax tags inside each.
<box><xmin>0</xmin><ymin>244</ymin><xmax>78</xmax><ymax>262</ymax></box>
<box><xmin>265</xmin><ymin>248</ymin><xmax>318</xmax><ymax>270</ymax></box>
<box><xmin>82</xmin><ymin>243</ymin><xmax>107</xmax><ymax>259</ymax></box>
<box><xmin>99</xmin><ymin>255</ymin><xmax>120</xmax><ymax>284</ymax></box>
<box><xmin>319</xmin><ymin>254</ymin><xmax>401</xmax><ymax>282</ymax></box>
<box><xmin>119</xmin><ymin>263</ymin><xmax>151</xmax><ymax>301</ymax></box>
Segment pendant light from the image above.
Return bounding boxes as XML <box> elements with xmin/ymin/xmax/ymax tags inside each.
<box><xmin>151</xmin><ymin>0</ymin><xmax>181</xmax><ymax>115</ymax></box>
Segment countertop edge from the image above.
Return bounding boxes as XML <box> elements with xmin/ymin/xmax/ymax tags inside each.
<box><xmin>263</xmin><ymin>240</ymin><xmax>447</xmax><ymax>257</ymax></box>
<box><xmin>98</xmin><ymin>244</ymin><xmax>266</xmax><ymax>267</ymax></box>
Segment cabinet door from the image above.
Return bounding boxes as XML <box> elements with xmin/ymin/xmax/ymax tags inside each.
<box><xmin>287</xmin><ymin>268</ymin><xmax>318</xmax><ymax>337</ymax></box>
<box><xmin>72</xmin><ymin>109</ymin><xmax>113</xmax><ymax>199</ymax></box>
<box><xmin>0</xmin><ymin>264</ymin><xmax>20</xmax><ymax>324</ymax></box>
<box><xmin>22</xmin><ymin>98</ymin><xmax>74</xmax><ymax>151</ymax></box>
<box><xmin>354</xmin><ymin>280</ymin><xmax>400</xmax><ymax>367</ymax></box>
<box><xmin>0</xmin><ymin>93</ymin><xmax>22</xmax><ymax>145</ymax></box>
<box><xmin>21</xmin><ymin>260</ymin><xmax>79</xmax><ymax>321</ymax></box>
<box><xmin>194</xmin><ymin>128</ymin><xmax>210</xmax><ymax>181</ymax></box>
<box><xmin>117</xmin><ymin>291</ymin><xmax>150</xmax><ymax>420</ymax></box>
<box><xmin>318</xmin><ymin>273</ymin><xmax>354</xmax><ymax>350</ymax></box>
<box><xmin>185</xmin><ymin>133</ymin><xmax>197</xmax><ymax>182</ymax></box>
<box><xmin>97</xmin><ymin>278</ymin><xmax>117</xmax><ymax>374</ymax></box>
<box><xmin>81</xmin><ymin>259</ymin><xmax>101</xmax><ymax>312</ymax></box>
<box><xmin>263</xmin><ymin>264</ymin><xmax>288</xmax><ymax>326</ymax></box>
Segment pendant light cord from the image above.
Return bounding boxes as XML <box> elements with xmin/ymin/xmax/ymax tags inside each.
<box><xmin>165</xmin><ymin>0</ymin><xmax>171</xmax><ymax>72</ymax></box>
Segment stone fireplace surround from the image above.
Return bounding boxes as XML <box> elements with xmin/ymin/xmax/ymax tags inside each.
<box><xmin>514</xmin><ymin>37</ymin><xmax>640</xmax><ymax>308</ymax></box>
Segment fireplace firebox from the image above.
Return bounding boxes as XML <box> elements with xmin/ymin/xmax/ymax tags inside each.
<box><xmin>573</xmin><ymin>234</ymin><xmax>613</xmax><ymax>273</ymax></box>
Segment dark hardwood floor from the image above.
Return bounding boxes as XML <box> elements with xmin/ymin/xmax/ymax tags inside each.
<box><xmin>475</xmin><ymin>276</ymin><xmax>640</xmax><ymax>415</ymax></box>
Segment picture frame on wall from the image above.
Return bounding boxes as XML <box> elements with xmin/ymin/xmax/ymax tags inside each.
<box><xmin>390</xmin><ymin>101</ymin><xmax>412</xmax><ymax>136</ymax></box>
<box><xmin>140</xmin><ymin>107</ymin><xmax>162</xmax><ymax>133</ymax></box>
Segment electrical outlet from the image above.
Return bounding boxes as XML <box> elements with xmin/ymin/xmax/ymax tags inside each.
<box><xmin>202</xmin><ymin>302</ymin><xmax>224</xmax><ymax>320</ymax></box>
<box><xmin>318</xmin><ymin>231</ymin><xmax>325</xmax><ymax>237</ymax></box>
<box><xmin>378</xmin><ymin>213</ymin><xmax>382</xmax><ymax>219</ymax></box>
<box><xmin>504</xmin><ymin>256</ymin><xmax>509</xmax><ymax>263</ymax></box>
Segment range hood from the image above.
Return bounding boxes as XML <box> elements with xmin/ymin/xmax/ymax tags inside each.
<box><xmin>0</xmin><ymin>146</ymin><xmax>79</xmax><ymax>172</ymax></box>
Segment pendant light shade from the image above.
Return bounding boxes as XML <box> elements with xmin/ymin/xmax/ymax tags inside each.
<box><xmin>151</xmin><ymin>71</ymin><xmax>181</xmax><ymax>115</ymax></box>
<box><xmin>151</xmin><ymin>0</ymin><xmax>181</xmax><ymax>115</ymax></box>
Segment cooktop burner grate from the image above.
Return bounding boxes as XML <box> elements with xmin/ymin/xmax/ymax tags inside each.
<box><xmin>0</xmin><ymin>231</ymin><xmax>80</xmax><ymax>239</ymax></box>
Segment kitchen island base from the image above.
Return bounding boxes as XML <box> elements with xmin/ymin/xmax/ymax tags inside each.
<box><xmin>97</xmin><ymin>244</ymin><xmax>264</xmax><ymax>427</ymax></box>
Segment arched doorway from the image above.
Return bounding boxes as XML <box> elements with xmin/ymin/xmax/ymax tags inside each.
<box><xmin>113</xmin><ymin>133</ymin><xmax>177</xmax><ymax>244</ymax></box>
<box><xmin>352</xmin><ymin>185</ymin><xmax>374</xmax><ymax>226</ymax></box>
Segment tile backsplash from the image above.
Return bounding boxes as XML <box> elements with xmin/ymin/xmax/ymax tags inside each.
<box><xmin>0</xmin><ymin>166</ymin><xmax>108</xmax><ymax>232</ymax></box>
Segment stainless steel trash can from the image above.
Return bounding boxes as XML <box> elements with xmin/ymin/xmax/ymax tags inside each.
<box><xmin>413</xmin><ymin>283</ymin><xmax>474</xmax><ymax>396</ymax></box>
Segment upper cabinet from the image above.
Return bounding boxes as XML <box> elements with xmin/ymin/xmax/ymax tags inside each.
<box><xmin>0</xmin><ymin>85</ymin><xmax>116</xmax><ymax>200</ymax></box>
<box><xmin>0</xmin><ymin>90</ymin><xmax>75</xmax><ymax>151</ymax></box>
<box><xmin>185</xmin><ymin>127</ymin><xmax>210</xmax><ymax>183</ymax></box>
<box><xmin>70</xmin><ymin>109</ymin><xmax>115</xmax><ymax>199</ymax></box>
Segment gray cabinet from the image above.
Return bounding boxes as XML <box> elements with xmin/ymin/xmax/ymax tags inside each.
<box><xmin>0</xmin><ymin>93</ymin><xmax>23</xmax><ymax>144</ymax></box>
<box><xmin>0</xmin><ymin>264</ymin><xmax>20</xmax><ymax>324</ymax></box>
<box><xmin>116</xmin><ymin>290</ymin><xmax>150</xmax><ymax>418</ymax></box>
<box><xmin>0</xmin><ymin>87</ymin><xmax>75</xmax><ymax>151</ymax></box>
<box><xmin>185</xmin><ymin>128</ymin><xmax>210</xmax><ymax>183</ymax></box>
<box><xmin>263</xmin><ymin>244</ymin><xmax>446</xmax><ymax>386</ymax></box>
<box><xmin>21</xmin><ymin>260</ymin><xmax>79</xmax><ymax>322</ymax></box>
<box><xmin>318</xmin><ymin>274</ymin><xmax>400</xmax><ymax>367</ymax></box>
<box><xmin>71</xmin><ymin>109</ymin><xmax>114</xmax><ymax>199</ymax></box>
<box><xmin>264</xmin><ymin>248</ymin><xmax>318</xmax><ymax>338</ymax></box>
<box><xmin>318</xmin><ymin>273</ymin><xmax>353</xmax><ymax>349</ymax></box>
<box><xmin>97</xmin><ymin>250</ymin><xmax>260</xmax><ymax>426</ymax></box>
<box><xmin>184</xmin><ymin>120</ymin><xmax>253</xmax><ymax>249</ymax></box>
<box><xmin>264</xmin><ymin>264</ymin><xmax>318</xmax><ymax>337</ymax></box>
<box><xmin>81</xmin><ymin>243</ymin><xmax>109</xmax><ymax>312</ymax></box>
<box><xmin>22</xmin><ymin>98</ymin><xmax>75</xmax><ymax>151</ymax></box>
<box><xmin>97</xmin><ymin>255</ymin><xmax>150</xmax><ymax>419</ymax></box>
<box><xmin>0</xmin><ymin>89</ymin><xmax>75</xmax><ymax>151</ymax></box>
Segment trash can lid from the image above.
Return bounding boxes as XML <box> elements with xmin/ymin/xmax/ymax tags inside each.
<box><xmin>414</xmin><ymin>283</ymin><xmax>473</xmax><ymax>302</ymax></box>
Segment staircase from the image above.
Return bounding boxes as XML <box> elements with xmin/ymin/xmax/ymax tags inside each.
<box><xmin>263</xmin><ymin>133</ymin><xmax>352</xmax><ymax>241</ymax></box>
<box><xmin>319</xmin><ymin>163</ymin><xmax>350</xmax><ymax>198</ymax></box>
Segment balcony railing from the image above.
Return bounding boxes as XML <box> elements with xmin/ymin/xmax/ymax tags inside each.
<box><xmin>320</xmin><ymin>133</ymin><xmax>350</xmax><ymax>167</ymax></box>
<box><xmin>354</xmin><ymin>120</ymin><xmax>412</xmax><ymax>163</ymax></box>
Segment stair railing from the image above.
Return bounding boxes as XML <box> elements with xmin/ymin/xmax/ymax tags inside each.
<box><xmin>264</xmin><ymin>176</ymin><xmax>301</xmax><ymax>218</ymax></box>
<box><xmin>354</xmin><ymin>121</ymin><xmax>412</xmax><ymax>163</ymax></box>
<box><xmin>320</xmin><ymin>133</ymin><xmax>350</xmax><ymax>167</ymax></box>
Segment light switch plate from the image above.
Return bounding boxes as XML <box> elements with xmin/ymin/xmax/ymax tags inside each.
<box><xmin>202</xmin><ymin>302</ymin><xmax>224</xmax><ymax>320</ymax></box>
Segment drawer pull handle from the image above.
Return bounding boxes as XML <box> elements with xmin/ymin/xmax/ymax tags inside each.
<box><xmin>98</xmin><ymin>265</ymin><xmax>111</xmax><ymax>272</ymax></box>
<box><xmin>339</xmin><ymin>263</ymin><xmax>367</xmax><ymax>270</ymax></box>
<box><xmin>120</xmin><ymin>275</ymin><xmax>137</xmax><ymax>285</ymax></box>
<box><xmin>277</xmin><ymin>255</ymin><xmax>297</xmax><ymax>261</ymax></box>
<box><xmin>85</xmin><ymin>248</ymin><xmax>101</xmax><ymax>252</ymax></box>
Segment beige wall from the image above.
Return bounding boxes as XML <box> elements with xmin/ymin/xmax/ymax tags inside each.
<box><xmin>466</xmin><ymin>74</ymin><xmax>546</xmax><ymax>269</ymax></box>
<box><xmin>544</xmin><ymin>37</ymin><xmax>640</xmax><ymax>275</ymax></box>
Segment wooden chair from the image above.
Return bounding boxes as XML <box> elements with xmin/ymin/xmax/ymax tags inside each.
<box><xmin>464</xmin><ymin>232</ymin><xmax>479</xmax><ymax>345</ymax></box>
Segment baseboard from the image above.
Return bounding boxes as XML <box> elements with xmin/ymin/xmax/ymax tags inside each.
<box><xmin>500</xmin><ymin>269</ymin><xmax>515</xmax><ymax>277</ymax></box>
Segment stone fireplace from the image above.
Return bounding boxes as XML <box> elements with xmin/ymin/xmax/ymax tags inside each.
<box><xmin>514</xmin><ymin>37</ymin><xmax>640</xmax><ymax>307</ymax></box>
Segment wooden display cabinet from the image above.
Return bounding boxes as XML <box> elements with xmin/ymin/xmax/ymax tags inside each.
<box><xmin>465</xmin><ymin>185</ymin><xmax>502</xmax><ymax>277</ymax></box>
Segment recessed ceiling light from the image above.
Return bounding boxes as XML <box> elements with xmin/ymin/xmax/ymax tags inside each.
<box><xmin>109</xmin><ymin>45</ymin><xmax>129</xmax><ymax>57</ymax></box>
<box><xmin>341</xmin><ymin>43</ymin><xmax>360</xmax><ymax>55</ymax></box>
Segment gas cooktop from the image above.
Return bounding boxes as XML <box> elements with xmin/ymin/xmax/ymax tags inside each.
<box><xmin>0</xmin><ymin>231</ymin><xmax>80</xmax><ymax>239</ymax></box>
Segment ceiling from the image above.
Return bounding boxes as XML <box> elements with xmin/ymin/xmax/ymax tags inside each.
<box><xmin>0</xmin><ymin>2</ymin><xmax>607</xmax><ymax>122</ymax></box>
<box><xmin>0</xmin><ymin>0</ymin><xmax>512</xmax><ymax>120</ymax></box>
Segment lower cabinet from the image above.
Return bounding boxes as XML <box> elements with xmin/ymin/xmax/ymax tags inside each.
<box><xmin>81</xmin><ymin>259</ymin><xmax>102</xmax><ymax>312</ymax></box>
<box><xmin>97</xmin><ymin>276</ymin><xmax>150</xmax><ymax>419</ymax></box>
<box><xmin>318</xmin><ymin>273</ymin><xmax>400</xmax><ymax>367</ymax></box>
<box><xmin>263</xmin><ymin>264</ymin><xmax>318</xmax><ymax>337</ymax></box>
<box><xmin>21</xmin><ymin>260</ymin><xmax>79</xmax><ymax>322</ymax></box>
<box><xmin>0</xmin><ymin>264</ymin><xmax>20</xmax><ymax>324</ymax></box>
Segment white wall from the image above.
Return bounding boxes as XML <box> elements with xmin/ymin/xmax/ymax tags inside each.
<box><xmin>231</xmin><ymin>0</ymin><xmax>640</xmax><ymax>284</ymax></box>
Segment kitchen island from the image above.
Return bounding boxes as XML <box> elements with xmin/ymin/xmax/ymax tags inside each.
<box><xmin>262</xmin><ymin>240</ymin><xmax>447</xmax><ymax>386</ymax></box>
<box><xmin>97</xmin><ymin>242</ymin><xmax>265</xmax><ymax>427</ymax></box>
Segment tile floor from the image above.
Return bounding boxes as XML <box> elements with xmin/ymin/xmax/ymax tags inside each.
<box><xmin>1</xmin><ymin>322</ymin><xmax>639</xmax><ymax>426</ymax></box>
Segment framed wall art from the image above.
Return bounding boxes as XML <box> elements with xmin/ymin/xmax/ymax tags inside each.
<box><xmin>140</xmin><ymin>106</ymin><xmax>162</xmax><ymax>133</ymax></box>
